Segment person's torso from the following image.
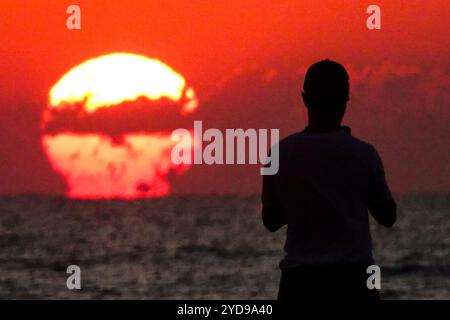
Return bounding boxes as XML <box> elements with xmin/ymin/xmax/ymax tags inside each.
<box><xmin>276</xmin><ymin>129</ymin><xmax>375</xmax><ymax>268</ymax></box>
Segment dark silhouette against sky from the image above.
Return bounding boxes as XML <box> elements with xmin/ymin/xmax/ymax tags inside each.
<box><xmin>262</xmin><ymin>59</ymin><xmax>397</xmax><ymax>300</ymax></box>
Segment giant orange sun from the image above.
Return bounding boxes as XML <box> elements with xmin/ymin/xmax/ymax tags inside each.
<box><xmin>41</xmin><ymin>53</ymin><xmax>198</xmax><ymax>199</ymax></box>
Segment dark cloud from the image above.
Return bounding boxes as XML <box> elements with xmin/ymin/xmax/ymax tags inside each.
<box><xmin>42</xmin><ymin>97</ymin><xmax>197</xmax><ymax>136</ymax></box>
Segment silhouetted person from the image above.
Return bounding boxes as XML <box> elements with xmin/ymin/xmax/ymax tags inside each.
<box><xmin>262</xmin><ymin>59</ymin><xmax>396</xmax><ymax>301</ymax></box>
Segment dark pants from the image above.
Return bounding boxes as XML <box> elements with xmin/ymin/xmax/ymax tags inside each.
<box><xmin>277</xmin><ymin>264</ymin><xmax>380</xmax><ymax>301</ymax></box>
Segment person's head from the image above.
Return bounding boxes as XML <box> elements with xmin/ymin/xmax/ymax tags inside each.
<box><xmin>302</xmin><ymin>59</ymin><xmax>349</xmax><ymax>128</ymax></box>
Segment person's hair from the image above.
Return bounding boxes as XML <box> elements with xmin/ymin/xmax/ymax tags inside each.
<box><xmin>302</xmin><ymin>59</ymin><xmax>349</xmax><ymax>111</ymax></box>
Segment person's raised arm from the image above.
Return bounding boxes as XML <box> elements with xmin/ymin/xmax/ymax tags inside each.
<box><xmin>368</xmin><ymin>146</ymin><xmax>397</xmax><ymax>228</ymax></box>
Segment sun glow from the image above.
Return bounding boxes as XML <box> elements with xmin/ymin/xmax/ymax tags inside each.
<box><xmin>49</xmin><ymin>53</ymin><xmax>198</xmax><ymax>113</ymax></box>
<box><xmin>42</xmin><ymin>53</ymin><xmax>198</xmax><ymax>199</ymax></box>
<box><xmin>42</xmin><ymin>133</ymin><xmax>191</xmax><ymax>198</ymax></box>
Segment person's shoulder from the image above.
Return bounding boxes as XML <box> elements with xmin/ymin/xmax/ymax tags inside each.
<box><xmin>277</xmin><ymin>131</ymin><xmax>305</xmax><ymax>150</ymax></box>
<box><xmin>280</xmin><ymin>131</ymin><xmax>304</xmax><ymax>143</ymax></box>
<box><xmin>346</xmin><ymin>135</ymin><xmax>381</xmax><ymax>160</ymax></box>
<box><xmin>346</xmin><ymin>134</ymin><xmax>372</xmax><ymax>148</ymax></box>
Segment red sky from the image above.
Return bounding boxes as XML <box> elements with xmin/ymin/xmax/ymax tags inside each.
<box><xmin>0</xmin><ymin>0</ymin><xmax>449</xmax><ymax>195</ymax></box>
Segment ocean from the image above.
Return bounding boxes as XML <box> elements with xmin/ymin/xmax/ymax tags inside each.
<box><xmin>0</xmin><ymin>194</ymin><xmax>448</xmax><ymax>299</ymax></box>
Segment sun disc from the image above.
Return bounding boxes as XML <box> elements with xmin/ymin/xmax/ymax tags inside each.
<box><xmin>49</xmin><ymin>52</ymin><xmax>198</xmax><ymax>113</ymax></box>
<box><xmin>42</xmin><ymin>52</ymin><xmax>198</xmax><ymax>199</ymax></box>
